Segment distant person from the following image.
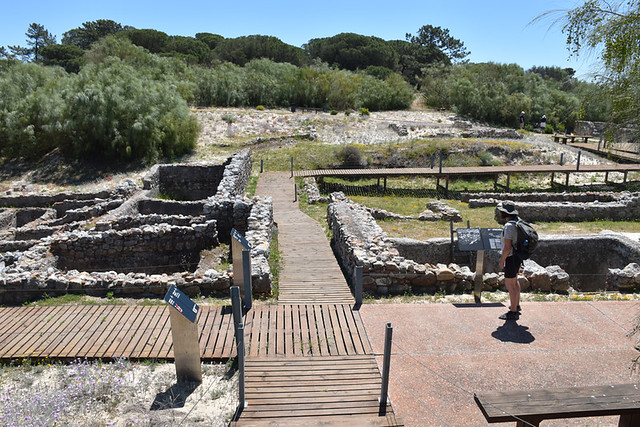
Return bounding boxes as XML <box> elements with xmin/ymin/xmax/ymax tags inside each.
<box><xmin>495</xmin><ymin>201</ymin><xmax>522</xmax><ymax>321</ymax></box>
<box><xmin>540</xmin><ymin>115</ymin><xmax>547</xmax><ymax>133</ymax></box>
<box><xmin>519</xmin><ymin>111</ymin><xmax>525</xmax><ymax>129</ymax></box>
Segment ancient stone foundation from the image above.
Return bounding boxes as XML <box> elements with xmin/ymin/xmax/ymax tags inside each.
<box><xmin>0</xmin><ymin>150</ymin><xmax>274</xmax><ymax>304</ymax></box>
<box><xmin>327</xmin><ymin>192</ymin><xmax>572</xmax><ymax>296</ymax></box>
<box><xmin>464</xmin><ymin>191</ymin><xmax>640</xmax><ymax>222</ymax></box>
<box><xmin>51</xmin><ymin>220</ymin><xmax>219</xmax><ymax>274</ymax></box>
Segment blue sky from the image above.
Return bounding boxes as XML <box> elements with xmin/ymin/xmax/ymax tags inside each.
<box><xmin>1</xmin><ymin>0</ymin><xmax>597</xmax><ymax>78</ymax></box>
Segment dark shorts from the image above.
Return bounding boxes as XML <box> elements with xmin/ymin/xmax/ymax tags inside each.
<box><xmin>504</xmin><ymin>255</ymin><xmax>522</xmax><ymax>279</ymax></box>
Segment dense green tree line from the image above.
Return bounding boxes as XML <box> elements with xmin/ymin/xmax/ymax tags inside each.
<box><xmin>2</xmin><ymin>20</ymin><xmax>464</xmax><ymax>77</ymax></box>
<box><xmin>553</xmin><ymin>1</ymin><xmax>640</xmax><ymax>140</ymax></box>
<box><xmin>0</xmin><ymin>36</ymin><xmax>414</xmax><ymax>163</ymax></box>
<box><xmin>0</xmin><ymin>15</ymin><xmax>614</xmax><ymax>164</ymax></box>
<box><xmin>420</xmin><ymin>62</ymin><xmax>609</xmax><ymax>132</ymax></box>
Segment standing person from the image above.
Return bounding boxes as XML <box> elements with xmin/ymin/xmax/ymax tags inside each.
<box><xmin>495</xmin><ymin>201</ymin><xmax>522</xmax><ymax>320</ymax></box>
<box><xmin>540</xmin><ymin>114</ymin><xmax>547</xmax><ymax>133</ymax></box>
<box><xmin>519</xmin><ymin>111</ymin><xmax>525</xmax><ymax>129</ymax></box>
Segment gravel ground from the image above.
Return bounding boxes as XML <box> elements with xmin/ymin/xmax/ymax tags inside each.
<box><xmin>0</xmin><ymin>106</ymin><xmax>618</xmax><ymax>194</ymax></box>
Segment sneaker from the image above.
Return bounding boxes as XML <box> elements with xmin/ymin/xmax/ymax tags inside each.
<box><xmin>509</xmin><ymin>305</ymin><xmax>522</xmax><ymax>313</ymax></box>
<box><xmin>499</xmin><ymin>311</ymin><xmax>520</xmax><ymax>320</ymax></box>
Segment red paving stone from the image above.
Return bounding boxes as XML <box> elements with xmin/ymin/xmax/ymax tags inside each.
<box><xmin>360</xmin><ymin>301</ymin><xmax>640</xmax><ymax>427</ymax></box>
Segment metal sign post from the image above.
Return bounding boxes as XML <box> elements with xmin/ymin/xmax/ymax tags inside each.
<box><xmin>164</xmin><ymin>285</ymin><xmax>202</xmax><ymax>383</ymax></box>
<box><xmin>455</xmin><ymin>227</ymin><xmax>502</xmax><ymax>304</ymax></box>
<box><xmin>231</xmin><ymin>228</ymin><xmax>252</xmax><ymax>308</ymax></box>
<box><xmin>242</xmin><ymin>249</ymin><xmax>252</xmax><ymax>310</ymax></box>
<box><xmin>473</xmin><ymin>250</ymin><xmax>485</xmax><ymax>304</ymax></box>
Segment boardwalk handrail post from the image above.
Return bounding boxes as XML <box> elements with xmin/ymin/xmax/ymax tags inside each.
<box><xmin>290</xmin><ymin>156</ymin><xmax>294</xmax><ymax>178</ymax></box>
<box><xmin>294</xmin><ymin>183</ymin><xmax>298</xmax><ymax>202</ymax></box>
<box><xmin>379</xmin><ymin>322</ymin><xmax>393</xmax><ymax>416</ymax></box>
<box><xmin>439</xmin><ymin>152</ymin><xmax>443</xmax><ymax>174</ymax></box>
<box><xmin>430</xmin><ymin>154</ymin><xmax>434</xmax><ymax>169</ymax></box>
<box><xmin>577</xmin><ymin>151</ymin><xmax>581</xmax><ymax>171</ymax></box>
<box><xmin>354</xmin><ymin>265</ymin><xmax>363</xmax><ymax>308</ymax></box>
<box><xmin>560</xmin><ymin>153</ymin><xmax>564</xmax><ymax>166</ymax></box>
<box><xmin>242</xmin><ymin>249</ymin><xmax>252</xmax><ymax>311</ymax></box>
<box><xmin>260</xmin><ymin>159</ymin><xmax>264</xmax><ymax>173</ymax></box>
<box><xmin>230</xmin><ymin>286</ymin><xmax>242</xmax><ymax>329</ymax></box>
<box><xmin>236</xmin><ymin>322</ymin><xmax>247</xmax><ymax>412</ymax></box>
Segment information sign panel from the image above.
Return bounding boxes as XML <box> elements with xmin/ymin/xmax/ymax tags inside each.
<box><xmin>480</xmin><ymin>228</ymin><xmax>503</xmax><ymax>251</ymax></box>
<box><xmin>164</xmin><ymin>285</ymin><xmax>199</xmax><ymax>323</ymax></box>
<box><xmin>456</xmin><ymin>228</ymin><xmax>483</xmax><ymax>251</ymax></box>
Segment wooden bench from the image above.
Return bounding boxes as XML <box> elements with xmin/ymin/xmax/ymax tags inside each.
<box><xmin>553</xmin><ymin>134</ymin><xmax>571</xmax><ymax>144</ymax></box>
<box><xmin>474</xmin><ymin>383</ymin><xmax>640</xmax><ymax>426</ymax></box>
<box><xmin>580</xmin><ymin>135</ymin><xmax>595</xmax><ymax>143</ymax></box>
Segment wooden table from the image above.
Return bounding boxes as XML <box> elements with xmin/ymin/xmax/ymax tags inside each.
<box><xmin>474</xmin><ymin>383</ymin><xmax>640</xmax><ymax>426</ymax></box>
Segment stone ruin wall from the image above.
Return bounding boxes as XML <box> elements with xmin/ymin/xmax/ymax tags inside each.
<box><xmin>327</xmin><ymin>192</ymin><xmax>572</xmax><ymax>296</ymax></box>
<box><xmin>50</xmin><ymin>220</ymin><xmax>220</xmax><ymax>273</ymax></box>
<box><xmin>327</xmin><ymin>190</ymin><xmax>640</xmax><ymax>294</ymax></box>
<box><xmin>143</xmin><ymin>164</ymin><xmax>226</xmax><ymax>201</ymax></box>
<box><xmin>390</xmin><ymin>233</ymin><xmax>640</xmax><ymax>292</ymax></box>
<box><xmin>0</xmin><ymin>149</ymin><xmax>274</xmax><ymax>304</ymax></box>
<box><xmin>465</xmin><ymin>191</ymin><xmax>640</xmax><ymax>222</ymax></box>
<box><xmin>142</xmin><ymin>148</ymin><xmax>252</xmax><ymax>201</ymax></box>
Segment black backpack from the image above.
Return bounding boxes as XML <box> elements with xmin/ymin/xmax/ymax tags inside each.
<box><xmin>509</xmin><ymin>219</ymin><xmax>538</xmax><ymax>260</ymax></box>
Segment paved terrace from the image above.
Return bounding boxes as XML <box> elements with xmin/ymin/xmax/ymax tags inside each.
<box><xmin>361</xmin><ymin>300</ymin><xmax>639</xmax><ymax>426</ymax></box>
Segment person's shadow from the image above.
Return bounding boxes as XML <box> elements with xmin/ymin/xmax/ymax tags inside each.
<box><xmin>491</xmin><ymin>320</ymin><xmax>535</xmax><ymax>344</ymax></box>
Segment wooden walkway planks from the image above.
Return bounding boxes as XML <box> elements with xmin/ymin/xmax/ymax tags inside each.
<box><xmin>255</xmin><ymin>172</ymin><xmax>354</xmax><ymax>305</ymax></box>
<box><xmin>294</xmin><ymin>163</ymin><xmax>640</xmax><ymax>178</ymax></box>
<box><xmin>568</xmin><ymin>142</ymin><xmax>640</xmax><ymax>164</ymax></box>
<box><xmin>0</xmin><ymin>303</ymin><xmax>370</xmax><ymax>360</ymax></box>
<box><xmin>233</xmin><ymin>355</ymin><xmax>403</xmax><ymax>426</ymax></box>
<box><xmin>243</xmin><ymin>304</ymin><xmax>371</xmax><ymax>358</ymax></box>
<box><xmin>0</xmin><ymin>305</ymin><xmax>235</xmax><ymax>360</ymax></box>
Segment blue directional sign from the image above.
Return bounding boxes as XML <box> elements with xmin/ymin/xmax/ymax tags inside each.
<box><xmin>231</xmin><ymin>228</ymin><xmax>251</xmax><ymax>250</ymax></box>
<box><xmin>164</xmin><ymin>285</ymin><xmax>199</xmax><ymax>323</ymax></box>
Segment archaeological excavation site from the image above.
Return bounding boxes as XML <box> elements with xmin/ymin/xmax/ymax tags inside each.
<box><xmin>0</xmin><ymin>149</ymin><xmax>274</xmax><ymax>304</ymax></box>
<box><xmin>2</xmin><ymin>143</ymin><xmax>640</xmax><ymax>306</ymax></box>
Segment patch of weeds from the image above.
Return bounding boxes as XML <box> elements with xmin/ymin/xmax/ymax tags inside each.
<box><xmin>268</xmin><ymin>228</ymin><xmax>282</xmax><ymax>298</ymax></box>
<box><xmin>211</xmin><ymin>389</ymin><xmax>225</xmax><ymax>400</ymax></box>
<box><xmin>245</xmin><ymin>174</ymin><xmax>258</xmax><ymax>197</ymax></box>
<box><xmin>221</xmin><ymin>114</ymin><xmax>237</xmax><ymax>124</ymax></box>
<box><xmin>0</xmin><ymin>358</ymin><xmax>132</xmax><ymax>425</ymax></box>
<box><xmin>23</xmin><ymin>293</ymin><xmax>94</xmax><ymax>307</ymax></box>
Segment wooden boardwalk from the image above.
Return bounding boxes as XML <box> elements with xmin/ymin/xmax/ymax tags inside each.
<box><xmin>0</xmin><ymin>304</ymin><xmax>370</xmax><ymax>360</ymax></box>
<box><xmin>232</xmin><ymin>171</ymin><xmax>402</xmax><ymax>425</ymax></box>
<box><xmin>294</xmin><ymin>163</ymin><xmax>640</xmax><ymax>178</ymax></box>
<box><xmin>0</xmin><ymin>170</ymin><xmax>402</xmax><ymax>425</ymax></box>
<box><xmin>234</xmin><ymin>356</ymin><xmax>402</xmax><ymax>426</ymax></box>
<box><xmin>255</xmin><ymin>172</ymin><xmax>353</xmax><ymax>305</ymax></box>
<box><xmin>568</xmin><ymin>142</ymin><xmax>640</xmax><ymax>164</ymax></box>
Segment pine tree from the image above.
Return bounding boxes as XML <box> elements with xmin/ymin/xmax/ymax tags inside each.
<box><xmin>9</xmin><ymin>23</ymin><xmax>56</xmax><ymax>62</ymax></box>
